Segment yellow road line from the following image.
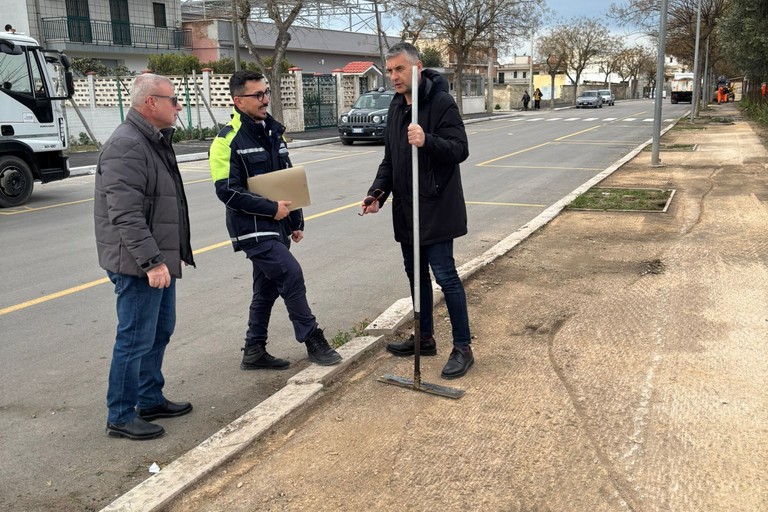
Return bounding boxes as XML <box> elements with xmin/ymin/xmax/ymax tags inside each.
<box><xmin>466</xmin><ymin>201</ymin><xmax>546</xmax><ymax>207</ymax></box>
<box><xmin>477</xmin><ymin>142</ymin><xmax>551</xmax><ymax>166</ymax></box>
<box><xmin>2</xmin><ymin>152</ymin><xmax>374</xmax><ymax>216</ymax></box>
<box><xmin>552</xmin><ymin>140</ymin><xmax>638</xmax><ymax>146</ymax></box>
<box><xmin>0</xmin><ymin>198</ymin><xmax>94</xmax><ymax>215</ymax></box>
<box><xmin>554</xmin><ymin>125</ymin><xmax>601</xmax><ymax>141</ymax></box>
<box><xmin>479</xmin><ymin>164</ymin><xmax>602</xmax><ymax>171</ymax></box>
<box><xmin>0</xmin><ymin>199</ymin><xmax>366</xmax><ymax>316</ymax></box>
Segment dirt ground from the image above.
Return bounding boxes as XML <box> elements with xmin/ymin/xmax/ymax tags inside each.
<box><xmin>166</xmin><ymin>104</ymin><xmax>768</xmax><ymax>512</ymax></box>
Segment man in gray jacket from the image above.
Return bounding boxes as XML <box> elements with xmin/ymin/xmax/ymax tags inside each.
<box><xmin>94</xmin><ymin>74</ymin><xmax>195</xmax><ymax>440</ymax></box>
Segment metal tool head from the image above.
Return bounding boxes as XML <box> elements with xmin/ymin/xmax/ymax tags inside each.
<box><xmin>378</xmin><ymin>374</ymin><xmax>465</xmax><ymax>399</ymax></box>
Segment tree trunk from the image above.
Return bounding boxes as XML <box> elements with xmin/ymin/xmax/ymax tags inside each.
<box><xmin>549</xmin><ymin>73</ymin><xmax>556</xmax><ymax>110</ymax></box>
<box><xmin>454</xmin><ymin>55</ymin><xmax>465</xmax><ymax>116</ymax></box>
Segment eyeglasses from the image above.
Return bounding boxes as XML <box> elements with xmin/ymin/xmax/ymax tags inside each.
<box><xmin>359</xmin><ymin>189</ymin><xmax>385</xmax><ymax>216</ymax></box>
<box><xmin>238</xmin><ymin>89</ymin><xmax>271</xmax><ymax>102</ymax></box>
<box><xmin>151</xmin><ymin>95</ymin><xmax>178</xmax><ymax>106</ymax></box>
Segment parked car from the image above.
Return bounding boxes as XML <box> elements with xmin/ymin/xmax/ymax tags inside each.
<box><xmin>576</xmin><ymin>91</ymin><xmax>603</xmax><ymax>108</ymax></box>
<box><xmin>598</xmin><ymin>89</ymin><xmax>615</xmax><ymax>106</ymax></box>
<box><xmin>338</xmin><ymin>88</ymin><xmax>395</xmax><ymax>145</ymax></box>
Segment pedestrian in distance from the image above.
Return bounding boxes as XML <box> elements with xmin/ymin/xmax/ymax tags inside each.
<box><xmin>94</xmin><ymin>73</ymin><xmax>195</xmax><ymax>441</ymax></box>
<box><xmin>533</xmin><ymin>88</ymin><xmax>543</xmax><ymax>110</ymax></box>
<box><xmin>360</xmin><ymin>42</ymin><xmax>474</xmax><ymax>380</ymax></box>
<box><xmin>5</xmin><ymin>24</ymin><xmax>16</xmax><ymax>33</ymax></box>
<box><xmin>209</xmin><ymin>71</ymin><xmax>342</xmax><ymax>370</ymax></box>
<box><xmin>521</xmin><ymin>90</ymin><xmax>531</xmax><ymax>111</ymax></box>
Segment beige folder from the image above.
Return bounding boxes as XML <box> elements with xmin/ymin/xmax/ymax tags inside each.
<box><xmin>247</xmin><ymin>165</ymin><xmax>311</xmax><ymax>211</ymax></box>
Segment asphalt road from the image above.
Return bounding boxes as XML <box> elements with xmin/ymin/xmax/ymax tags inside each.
<box><xmin>0</xmin><ymin>100</ymin><xmax>692</xmax><ymax>511</ymax></box>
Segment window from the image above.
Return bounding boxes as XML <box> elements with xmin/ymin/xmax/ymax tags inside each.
<box><xmin>513</xmin><ymin>71</ymin><xmax>518</xmax><ymax>78</ymax></box>
<box><xmin>153</xmin><ymin>3</ymin><xmax>167</xmax><ymax>28</ymax></box>
<box><xmin>110</xmin><ymin>0</ymin><xmax>131</xmax><ymax>45</ymax></box>
<box><xmin>498</xmin><ymin>72</ymin><xmax>505</xmax><ymax>84</ymax></box>
<box><xmin>523</xmin><ymin>71</ymin><xmax>527</xmax><ymax>79</ymax></box>
<box><xmin>0</xmin><ymin>50</ymin><xmax>33</xmax><ymax>94</ymax></box>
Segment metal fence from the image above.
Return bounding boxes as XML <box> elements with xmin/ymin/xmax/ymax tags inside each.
<box><xmin>41</xmin><ymin>17</ymin><xmax>191</xmax><ymax>49</ymax></box>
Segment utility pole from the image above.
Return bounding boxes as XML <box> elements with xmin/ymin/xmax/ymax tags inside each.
<box><xmin>690</xmin><ymin>0</ymin><xmax>702</xmax><ymax>122</ymax></box>
<box><xmin>231</xmin><ymin>0</ymin><xmax>241</xmax><ymax>71</ymax></box>
<box><xmin>651</xmin><ymin>0</ymin><xmax>669</xmax><ymax>167</ymax></box>
<box><xmin>529</xmin><ymin>29</ymin><xmax>534</xmax><ymax>95</ymax></box>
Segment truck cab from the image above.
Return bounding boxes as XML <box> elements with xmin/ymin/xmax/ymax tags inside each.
<box><xmin>0</xmin><ymin>33</ymin><xmax>74</xmax><ymax>207</ymax></box>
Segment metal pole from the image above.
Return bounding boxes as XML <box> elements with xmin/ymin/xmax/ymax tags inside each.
<box><xmin>231</xmin><ymin>0</ymin><xmax>241</xmax><ymax>71</ymax></box>
<box><xmin>651</xmin><ymin>0</ymin><xmax>669</xmax><ymax>167</ymax></box>
<box><xmin>702</xmin><ymin>35</ymin><xmax>710</xmax><ymax>108</ymax></box>
<box><xmin>193</xmin><ymin>70</ymin><xmax>202</xmax><ymax>138</ymax></box>
<box><xmin>529</xmin><ymin>29</ymin><xmax>534</xmax><ymax>96</ymax></box>
<box><xmin>410</xmin><ymin>65</ymin><xmax>421</xmax><ymax>388</ymax></box>
<box><xmin>690</xmin><ymin>0</ymin><xmax>702</xmax><ymax>122</ymax></box>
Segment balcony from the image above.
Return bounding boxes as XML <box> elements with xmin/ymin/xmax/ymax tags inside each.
<box><xmin>41</xmin><ymin>17</ymin><xmax>191</xmax><ymax>50</ymax></box>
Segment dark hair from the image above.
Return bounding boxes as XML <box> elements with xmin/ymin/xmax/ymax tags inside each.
<box><xmin>386</xmin><ymin>42</ymin><xmax>420</xmax><ymax>63</ymax></box>
<box><xmin>229</xmin><ymin>70</ymin><xmax>265</xmax><ymax>97</ymax></box>
<box><xmin>4</xmin><ymin>24</ymin><xmax>12</xmax><ymax>30</ymax></box>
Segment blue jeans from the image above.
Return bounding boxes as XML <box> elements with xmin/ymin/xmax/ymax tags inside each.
<box><xmin>106</xmin><ymin>271</ymin><xmax>176</xmax><ymax>424</ymax></box>
<box><xmin>400</xmin><ymin>240</ymin><xmax>471</xmax><ymax>346</ymax></box>
<box><xmin>245</xmin><ymin>239</ymin><xmax>318</xmax><ymax>346</ymax></box>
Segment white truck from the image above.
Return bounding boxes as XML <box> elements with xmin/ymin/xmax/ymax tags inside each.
<box><xmin>670</xmin><ymin>72</ymin><xmax>694</xmax><ymax>104</ymax></box>
<box><xmin>0</xmin><ymin>32</ymin><xmax>74</xmax><ymax>207</ymax></box>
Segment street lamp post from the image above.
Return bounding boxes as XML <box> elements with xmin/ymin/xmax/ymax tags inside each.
<box><xmin>690</xmin><ymin>0</ymin><xmax>702</xmax><ymax>122</ymax></box>
<box><xmin>651</xmin><ymin>0</ymin><xmax>669</xmax><ymax>167</ymax></box>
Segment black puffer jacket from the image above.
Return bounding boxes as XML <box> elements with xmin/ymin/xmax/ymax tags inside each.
<box><xmin>368</xmin><ymin>68</ymin><xmax>469</xmax><ymax>245</ymax></box>
<box><xmin>94</xmin><ymin>108</ymin><xmax>194</xmax><ymax>278</ymax></box>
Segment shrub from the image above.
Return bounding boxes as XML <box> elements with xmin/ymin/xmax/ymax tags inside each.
<box><xmin>147</xmin><ymin>54</ymin><xmax>202</xmax><ymax>75</ymax></box>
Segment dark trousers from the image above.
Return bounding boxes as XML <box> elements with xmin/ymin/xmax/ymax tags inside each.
<box><xmin>245</xmin><ymin>239</ymin><xmax>317</xmax><ymax>347</ymax></box>
<box><xmin>400</xmin><ymin>240</ymin><xmax>471</xmax><ymax>346</ymax></box>
<box><xmin>534</xmin><ymin>99</ymin><xmax>541</xmax><ymax>109</ymax></box>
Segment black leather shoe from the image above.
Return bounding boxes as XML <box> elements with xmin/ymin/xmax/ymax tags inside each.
<box><xmin>241</xmin><ymin>345</ymin><xmax>290</xmax><ymax>370</ymax></box>
<box><xmin>136</xmin><ymin>399</ymin><xmax>193</xmax><ymax>421</ymax></box>
<box><xmin>386</xmin><ymin>335</ymin><xmax>437</xmax><ymax>357</ymax></box>
<box><xmin>304</xmin><ymin>328</ymin><xmax>342</xmax><ymax>366</ymax></box>
<box><xmin>441</xmin><ymin>346</ymin><xmax>474</xmax><ymax>379</ymax></box>
<box><xmin>107</xmin><ymin>417</ymin><xmax>165</xmax><ymax>440</ymax></box>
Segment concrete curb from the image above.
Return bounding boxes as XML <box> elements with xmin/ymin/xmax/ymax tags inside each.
<box><xmin>100</xmin><ymin>116</ymin><xmax>682</xmax><ymax>511</ymax></box>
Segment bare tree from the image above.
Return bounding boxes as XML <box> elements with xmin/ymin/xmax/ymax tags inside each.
<box><xmin>616</xmin><ymin>44</ymin><xmax>655</xmax><ymax>98</ymax></box>
<box><xmin>547</xmin><ymin>17</ymin><xmax>612</xmax><ymax>104</ymax></box>
<box><xmin>598</xmin><ymin>37</ymin><xmax>626</xmax><ymax>86</ymax></box>
<box><xmin>610</xmin><ymin>0</ymin><xmax>730</xmax><ymax>74</ymax></box>
<box><xmin>391</xmin><ymin>0</ymin><xmax>543</xmax><ymax>114</ymax></box>
<box><xmin>235</xmin><ymin>0</ymin><xmax>303</xmax><ymax>123</ymax></box>
<box><xmin>537</xmin><ymin>31</ymin><xmax>568</xmax><ymax>110</ymax></box>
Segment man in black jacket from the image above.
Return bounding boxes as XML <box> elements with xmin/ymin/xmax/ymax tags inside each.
<box><xmin>209</xmin><ymin>71</ymin><xmax>341</xmax><ymax>369</ymax></box>
<box><xmin>361</xmin><ymin>43</ymin><xmax>474</xmax><ymax>379</ymax></box>
<box><xmin>95</xmin><ymin>74</ymin><xmax>195</xmax><ymax>440</ymax></box>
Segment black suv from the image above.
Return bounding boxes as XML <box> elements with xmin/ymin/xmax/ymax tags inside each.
<box><xmin>338</xmin><ymin>88</ymin><xmax>395</xmax><ymax>145</ymax></box>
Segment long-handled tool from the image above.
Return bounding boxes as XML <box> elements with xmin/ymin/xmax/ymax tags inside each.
<box><xmin>378</xmin><ymin>65</ymin><xmax>465</xmax><ymax>400</ymax></box>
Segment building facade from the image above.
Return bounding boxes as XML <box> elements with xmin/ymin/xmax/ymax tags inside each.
<box><xmin>6</xmin><ymin>0</ymin><xmax>190</xmax><ymax>70</ymax></box>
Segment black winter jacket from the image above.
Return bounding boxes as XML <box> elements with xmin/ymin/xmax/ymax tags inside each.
<box><xmin>94</xmin><ymin>108</ymin><xmax>195</xmax><ymax>278</ymax></box>
<box><xmin>209</xmin><ymin>108</ymin><xmax>304</xmax><ymax>252</ymax></box>
<box><xmin>368</xmin><ymin>68</ymin><xmax>469</xmax><ymax>245</ymax></box>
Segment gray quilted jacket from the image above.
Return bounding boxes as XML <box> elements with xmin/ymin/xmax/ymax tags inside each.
<box><xmin>94</xmin><ymin>108</ymin><xmax>194</xmax><ymax>278</ymax></box>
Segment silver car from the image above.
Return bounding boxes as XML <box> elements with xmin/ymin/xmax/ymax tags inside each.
<box><xmin>576</xmin><ymin>90</ymin><xmax>603</xmax><ymax>108</ymax></box>
<box><xmin>598</xmin><ymin>89</ymin><xmax>615</xmax><ymax>106</ymax></box>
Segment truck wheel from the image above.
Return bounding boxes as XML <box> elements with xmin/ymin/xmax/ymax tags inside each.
<box><xmin>0</xmin><ymin>156</ymin><xmax>34</xmax><ymax>208</ymax></box>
